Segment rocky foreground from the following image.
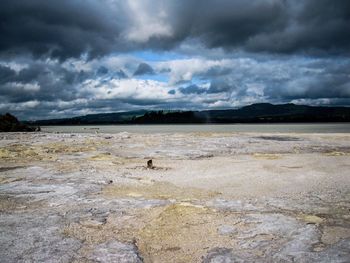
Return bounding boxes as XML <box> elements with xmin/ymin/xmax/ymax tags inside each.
<box><xmin>0</xmin><ymin>132</ymin><xmax>350</xmax><ymax>262</ymax></box>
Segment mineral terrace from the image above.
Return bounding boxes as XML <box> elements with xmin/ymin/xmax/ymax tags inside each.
<box><xmin>0</xmin><ymin>132</ymin><xmax>350</xmax><ymax>262</ymax></box>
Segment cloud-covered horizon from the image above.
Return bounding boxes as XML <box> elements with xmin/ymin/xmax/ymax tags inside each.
<box><xmin>0</xmin><ymin>0</ymin><xmax>349</xmax><ymax>120</ymax></box>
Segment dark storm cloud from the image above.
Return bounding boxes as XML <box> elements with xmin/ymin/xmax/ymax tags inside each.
<box><xmin>266</xmin><ymin>62</ymin><xmax>350</xmax><ymax>100</ymax></box>
<box><xmin>179</xmin><ymin>84</ymin><xmax>206</xmax><ymax>95</ymax></box>
<box><xmin>128</xmin><ymin>0</ymin><xmax>350</xmax><ymax>55</ymax></box>
<box><xmin>245</xmin><ymin>0</ymin><xmax>350</xmax><ymax>54</ymax></box>
<box><xmin>204</xmin><ymin>66</ymin><xmax>233</xmax><ymax>78</ymax></box>
<box><xmin>207</xmin><ymin>80</ymin><xmax>234</xmax><ymax>94</ymax></box>
<box><xmin>133</xmin><ymin>63</ymin><xmax>155</xmax><ymax>76</ymax></box>
<box><xmin>173</xmin><ymin>0</ymin><xmax>350</xmax><ymax>55</ymax></box>
<box><xmin>0</xmin><ymin>61</ymin><xmax>85</xmax><ymax>104</ymax></box>
<box><xmin>189</xmin><ymin>0</ymin><xmax>287</xmax><ymax>50</ymax></box>
<box><xmin>96</xmin><ymin>66</ymin><xmax>109</xmax><ymax>76</ymax></box>
<box><xmin>0</xmin><ymin>0</ymin><xmax>124</xmax><ymax>60</ymax></box>
<box><xmin>1</xmin><ymin>0</ymin><xmax>349</xmax><ymax>59</ymax></box>
<box><xmin>0</xmin><ymin>65</ymin><xmax>16</xmax><ymax>84</ymax></box>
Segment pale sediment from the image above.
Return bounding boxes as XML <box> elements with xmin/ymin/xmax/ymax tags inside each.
<box><xmin>0</xmin><ymin>132</ymin><xmax>349</xmax><ymax>262</ymax></box>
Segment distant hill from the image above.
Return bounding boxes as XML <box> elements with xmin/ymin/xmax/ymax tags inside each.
<box><xmin>27</xmin><ymin>110</ymin><xmax>147</xmax><ymax>125</ymax></box>
<box><xmin>27</xmin><ymin>103</ymin><xmax>350</xmax><ymax>125</ymax></box>
<box><xmin>193</xmin><ymin>103</ymin><xmax>350</xmax><ymax>123</ymax></box>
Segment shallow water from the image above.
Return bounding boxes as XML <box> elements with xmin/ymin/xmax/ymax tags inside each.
<box><xmin>41</xmin><ymin>123</ymin><xmax>350</xmax><ymax>133</ymax></box>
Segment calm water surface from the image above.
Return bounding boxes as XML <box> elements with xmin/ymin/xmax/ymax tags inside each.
<box><xmin>41</xmin><ymin>123</ymin><xmax>350</xmax><ymax>133</ymax></box>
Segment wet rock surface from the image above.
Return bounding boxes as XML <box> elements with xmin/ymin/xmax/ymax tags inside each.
<box><xmin>0</xmin><ymin>132</ymin><xmax>350</xmax><ymax>262</ymax></box>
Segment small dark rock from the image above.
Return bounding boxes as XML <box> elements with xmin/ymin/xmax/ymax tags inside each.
<box><xmin>147</xmin><ymin>159</ymin><xmax>153</xmax><ymax>169</ymax></box>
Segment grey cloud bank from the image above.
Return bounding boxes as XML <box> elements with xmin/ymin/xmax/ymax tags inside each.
<box><xmin>0</xmin><ymin>0</ymin><xmax>349</xmax><ymax>119</ymax></box>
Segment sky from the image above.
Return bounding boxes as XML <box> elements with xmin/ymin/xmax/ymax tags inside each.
<box><xmin>0</xmin><ymin>0</ymin><xmax>350</xmax><ymax>120</ymax></box>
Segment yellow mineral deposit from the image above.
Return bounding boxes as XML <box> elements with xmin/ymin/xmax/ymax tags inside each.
<box><xmin>252</xmin><ymin>153</ymin><xmax>282</xmax><ymax>160</ymax></box>
<box><xmin>102</xmin><ymin>181</ymin><xmax>220</xmax><ymax>201</ymax></box>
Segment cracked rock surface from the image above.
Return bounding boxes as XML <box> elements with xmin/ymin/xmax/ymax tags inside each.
<box><xmin>0</xmin><ymin>132</ymin><xmax>350</xmax><ymax>262</ymax></box>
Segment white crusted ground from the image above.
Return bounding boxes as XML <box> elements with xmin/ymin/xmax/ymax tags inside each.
<box><xmin>0</xmin><ymin>132</ymin><xmax>349</xmax><ymax>262</ymax></box>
